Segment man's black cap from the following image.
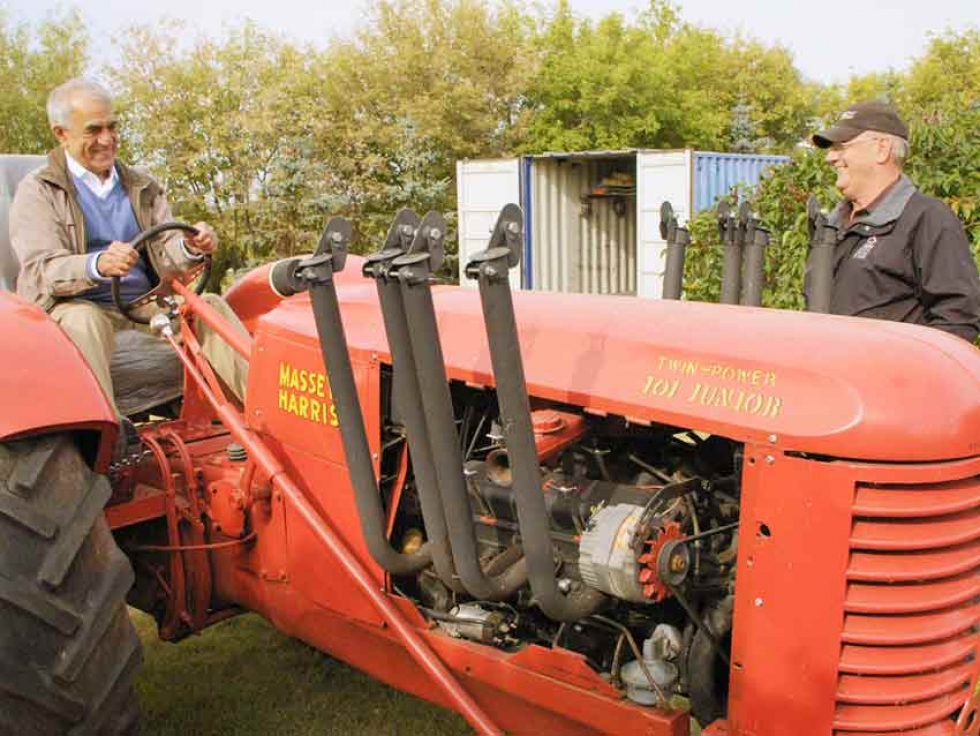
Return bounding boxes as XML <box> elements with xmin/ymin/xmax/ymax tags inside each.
<box><xmin>812</xmin><ymin>101</ymin><xmax>909</xmax><ymax>148</ymax></box>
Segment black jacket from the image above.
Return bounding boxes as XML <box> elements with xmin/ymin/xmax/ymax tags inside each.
<box><xmin>827</xmin><ymin>175</ymin><xmax>980</xmax><ymax>342</ymax></box>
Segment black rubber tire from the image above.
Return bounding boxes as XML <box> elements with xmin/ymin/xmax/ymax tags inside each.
<box><xmin>0</xmin><ymin>434</ymin><xmax>143</xmax><ymax>736</ymax></box>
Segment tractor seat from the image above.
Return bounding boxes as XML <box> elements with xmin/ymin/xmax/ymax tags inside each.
<box><xmin>0</xmin><ymin>154</ymin><xmax>183</xmax><ymax>416</ymax></box>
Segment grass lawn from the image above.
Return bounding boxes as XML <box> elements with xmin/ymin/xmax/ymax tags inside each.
<box><xmin>130</xmin><ymin>609</ymin><xmax>470</xmax><ymax>736</ymax></box>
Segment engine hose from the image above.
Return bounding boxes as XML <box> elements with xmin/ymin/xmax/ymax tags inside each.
<box><xmin>468</xmin><ymin>253</ymin><xmax>607</xmax><ymax>622</ymax></box>
<box><xmin>686</xmin><ymin>599</ymin><xmax>734</xmax><ymax>726</ymax></box>
<box><xmin>308</xmin><ymin>274</ymin><xmax>431</xmax><ymax>575</ymax></box>
<box><xmin>395</xmin><ymin>257</ymin><xmax>528</xmax><ymax>601</ymax></box>
<box><xmin>373</xmin><ymin>270</ymin><xmax>466</xmax><ymax>593</ymax></box>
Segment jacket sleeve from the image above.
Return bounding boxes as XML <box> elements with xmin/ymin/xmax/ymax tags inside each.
<box><xmin>10</xmin><ymin>176</ymin><xmax>97</xmax><ymax>298</ymax></box>
<box><xmin>914</xmin><ymin>207</ymin><xmax>980</xmax><ymax>342</ymax></box>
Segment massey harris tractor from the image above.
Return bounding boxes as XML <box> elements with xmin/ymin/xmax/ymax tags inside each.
<box><xmin>3</xmin><ymin>164</ymin><xmax>980</xmax><ymax>736</ymax></box>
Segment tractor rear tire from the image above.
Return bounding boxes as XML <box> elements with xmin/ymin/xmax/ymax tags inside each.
<box><xmin>0</xmin><ymin>434</ymin><xmax>143</xmax><ymax>736</ymax></box>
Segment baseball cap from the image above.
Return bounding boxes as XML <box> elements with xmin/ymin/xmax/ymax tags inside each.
<box><xmin>812</xmin><ymin>101</ymin><xmax>909</xmax><ymax>148</ymax></box>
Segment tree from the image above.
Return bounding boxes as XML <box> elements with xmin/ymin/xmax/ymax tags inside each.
<box><xmin>0</xmin><ymin>8</ymin><xmax>89</xmax><ymax>154</ymax></box>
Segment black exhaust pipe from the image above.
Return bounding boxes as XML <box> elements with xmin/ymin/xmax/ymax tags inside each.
<box><xmin>288</xmin><ymin>217</ymin><xmax>431</xmax><ymax>575</ymax></box>
<box><xmin>660</xmin><ymin>201</ymin><xmax>690</xmax><ymax>301</ymax></box>
<box><xmin>739</xmin><ymin>209</ymin><xmax>769</xmax><ymax>307</ymax></box>
<box><xmin>464</xmin><ymin>205</ymin><xmax>606</xmax><ymax>622</ymax></box>
<box><xmin>363</xmin><ymin>211</ymin><xmax>466</xmax><ymax>593</ymax></box>
<box><xmin>805</xmin><ymin>196</ymin><xmax>836</xmax><ymax>313</ymax></box>
<box><xmin>391</xmin><ymin>216</ymin><xmax>528</xmax><ymax>602</ymax></box>
<box><xmin>717</xmin><ymin>201</ymin><xmax>741</xmax><ymax>305</ymax></box>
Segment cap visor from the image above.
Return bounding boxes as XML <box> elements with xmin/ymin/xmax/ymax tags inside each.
<box><xmin>812</xmin><ymin>124</ymin><xmax>862</xmax><ymax>148</ymax></box>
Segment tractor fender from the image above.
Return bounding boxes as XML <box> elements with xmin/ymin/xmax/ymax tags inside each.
<box><xmin>0</xmin><ymin>292</ymin><xmax>116</xmax><ymax>467</ymax></box>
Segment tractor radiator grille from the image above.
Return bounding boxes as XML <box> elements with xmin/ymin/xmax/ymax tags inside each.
<box><xmin>834</xmin><ymin>477</ymin><xmax>980</xmax><ymax>736</ymax></box>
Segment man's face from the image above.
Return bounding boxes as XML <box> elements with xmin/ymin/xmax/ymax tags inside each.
<box><xmin>53</xmin><ymin>94</ymin><xmax>118</xmax><ymax>177</ymax></box>
<box><xmin>824</xmin><ymin>132</ymin><xmax>889</xmax><ymax>201</ymax></box>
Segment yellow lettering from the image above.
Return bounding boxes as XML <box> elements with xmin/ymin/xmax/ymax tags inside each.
<box><xmin>298</xmin><ymin>396</ymin><xmax>309</xmax><ymax>418</ymax></box>
<box><xmin>330</xmin><ymin>404</ymin><xmax>339</xmax><ymax>426</ymax></box>
<box><xmin>764</xmin><ymin>395</ymin><xmax>782</xmax><ymax>418</ymax></box>
<box><xmin>766</xmin><ymin>371</ymin><xmax>777</xmax><ymax>387</ymax></box>
<box><xmin>643</xmin><ymin>375</ymin><xmax>655</xmax><ymax>395</ymax></box>
<box><xmin>278</xmin><ymin>389</ymin><xmax>289</xmax><ymax>410</ymax></box>
<box><xmin>279</xmin><ymin>362</ymin><xmax>291</xmax><ymax>388</ymax></box>
<box><xmin>310</xmin><ymin>400</ymin><xmax>322</xmax><ymax>422</ymax></box>
<box><xmin>316</xmin><ymin>373</ymin><xmax>326</xmax><ymax>398</ymax></box>
<box><xmin>288</xmin><ymin>393</ymin><xmax>299</xmax><ymax>414</ymax></box>
<box><xmin>743</xmin><ymin>393</ymin><xmax>763</xmax><ymax>415</ymax></box>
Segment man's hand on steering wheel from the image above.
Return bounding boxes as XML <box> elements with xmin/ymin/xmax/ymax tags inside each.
<box><xmin>185</xmin><ymin>221</ymin><xmax>218</xmax><ymax>255</ymax></box>
<box><xmin>96</xmin><ymin>241</ymin><xmax>140</xmax><ymax>278</ymax></box>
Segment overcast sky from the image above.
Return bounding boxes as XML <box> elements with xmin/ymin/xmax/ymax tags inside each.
<box><xmin>3</xmin><ymin>0</ymin><xmax>978</xmax><ymax>83</ymax></box>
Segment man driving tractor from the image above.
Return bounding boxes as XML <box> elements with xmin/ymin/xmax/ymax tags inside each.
<box><xmin>9</xmin><ymin>78</ymin><xmax>248</xmax><ymax>451</ymax></box>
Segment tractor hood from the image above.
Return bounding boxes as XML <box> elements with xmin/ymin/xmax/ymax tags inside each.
<box><xmin>251</xmin><ymin>265</ymin><xmax>980</xmax><ymax>463</ymax></box>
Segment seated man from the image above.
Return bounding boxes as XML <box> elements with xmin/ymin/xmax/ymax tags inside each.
<box><xmin>10</xmin><ymin>78</ymin><xmax>248</xmax><ymax>428</ymax></box>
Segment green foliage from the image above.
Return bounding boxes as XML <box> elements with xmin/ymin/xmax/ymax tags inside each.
<box><xmin>0</xmin><ymin>8</ymin><xmax>88</xmax><ymax>154</ymax></box>
<box><xmin>522</xmin><ymin>0</ymin><xmax>816</xmax><ymax>154</ymax></box>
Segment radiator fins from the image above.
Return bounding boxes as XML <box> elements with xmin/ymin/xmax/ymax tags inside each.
<box><xmin>833</xmin><ymin>477</ymin><xmax>980</xmax><ymax>734</ymax></box>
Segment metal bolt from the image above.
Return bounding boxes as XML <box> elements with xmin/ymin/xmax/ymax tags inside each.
<box><xmin>754</xmin><ymin>597</ymin><xmax>764</xmax><ymax>607</ymax></box>
<box><xmin>331</xmin><ymin>231</ymin><xmax>343</xmax><ymax>243</ymax></box>
<box><xmin>557</xmin><ymin>578</ymin><xmax>573</xmax><ymax>594</ymax></box>
<box><xmin>429</xmin><ymin>228</ymin><xmax>442</xmax><ymax>240</ymax></box>
<box><xmin>670</xmin><ymin>554</ymin><xmax>688</xmax><ymax>573</ymax></box>
<box><xmin>506</xmin><ymin>222</ymin><xmax>520</xmax><ymax>234</ymax></box>
<box><xmin>485</xmin><ymin>266</ymin><xmax>497</xmax><ymax>277</ymax></box>
<box><xmin>768</xmin><ymin>434</ymin><xmax>777</xmax><ymax>444</ymax></box>
<box><xmin>765</xmin><ymin>455</ymin><xmax>775</xmax><ymax>465</ymax></box>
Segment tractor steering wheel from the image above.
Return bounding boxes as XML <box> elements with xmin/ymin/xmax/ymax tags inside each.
<box><xmin>111</xmin><ymin>221</ymin><xmax>212</xmax><ymax>324</ymax></box>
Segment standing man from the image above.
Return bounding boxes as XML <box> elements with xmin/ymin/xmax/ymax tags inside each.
<box><xmin>10</xmin><ymin>78</ymin><xmax>248</xmax><ymax>422</ymax></box>
<box><xmin>810</xmin><ymin>100</ymin><xmax>980</xmax><ymax>342</ymax></box>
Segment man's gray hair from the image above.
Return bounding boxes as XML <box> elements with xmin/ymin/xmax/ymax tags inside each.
<box><xmin>887</xmin><ymin>133</ymin><xmax>910</xmax><ymax>170</ymax></box>
<box><xmin>47</xmin><ymin>78</ymin><xmax>113</xmax><ymax>129</ymax></box>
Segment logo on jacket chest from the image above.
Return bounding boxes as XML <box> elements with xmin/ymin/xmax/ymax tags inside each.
<box><xmin>852</xmin><ymin>236</ymin><xmax>878</xmax><ymax>260</ymax></box>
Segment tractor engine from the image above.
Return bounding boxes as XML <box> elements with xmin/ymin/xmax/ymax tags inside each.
<box><xmin>386</xmin><ymin>386</ymin><xmax>740</xmax><ymax>722</ymax></box>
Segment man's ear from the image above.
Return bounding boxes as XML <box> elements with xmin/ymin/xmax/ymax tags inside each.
<box><xmin>51</xmin><ymin>125</ymin><xmax>68</xmax><ymax>145</ymax></box>
<box><xmin>875</xmin><ymin>136</ymin><xmax>892</xmax><ymax>165</ymax></box>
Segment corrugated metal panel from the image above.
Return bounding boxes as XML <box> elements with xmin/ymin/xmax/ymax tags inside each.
<box><xmin>455</xmin><ymin>158</ymin><xmax>522</xmax><ymax>288</ymax></box>
<box><xmin>693</xmin><ymin>152</ymin><xmax>790</xmax><ymax>212</ymax></box>
<box><xmin>530</xmin><ymin>158</ymin><xmax>636</xmax><ymax>296</ymax></box>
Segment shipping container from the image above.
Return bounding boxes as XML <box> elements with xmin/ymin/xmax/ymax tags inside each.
<box><xmin>456</xmin><ymin>149</ymin><xmax>788</xmax><ymax>297</ymax></box>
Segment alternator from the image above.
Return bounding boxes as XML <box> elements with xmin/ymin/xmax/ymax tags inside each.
<box><xmin>578</xmin><ymin>504</ymin><xmax>648</xmax><ymax>603</ymax></box>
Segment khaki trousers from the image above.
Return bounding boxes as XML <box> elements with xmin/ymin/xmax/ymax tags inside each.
<box><xmin>50</xmin><ymin>295</ymin><xmax>250</xmax><ymax>415</ymax></box>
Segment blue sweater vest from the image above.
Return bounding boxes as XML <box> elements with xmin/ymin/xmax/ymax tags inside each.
<box><xmin>75</xmin><ymin>174</ymin><xmax>152</xmax><ymax>303</ymax></box>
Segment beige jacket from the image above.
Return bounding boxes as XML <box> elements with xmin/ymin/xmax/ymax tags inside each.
<box><xmin>10</xmin><ymin>147</ymin><xmax>193</xmax><ymax>312</ymax></box>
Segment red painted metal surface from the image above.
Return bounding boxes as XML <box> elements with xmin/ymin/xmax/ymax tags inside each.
<box><xmin>253</xmin><ymin>281</ymin><xmax>980</xmax><ymax>463</ymax></box>
<box><xmin>727</xmin><ymin>452</ymin><xmax>980</xmax><ymax>736</ymax></box>
<box><xmin>0</xmin><ymin>291</ymin><xmax>116</xmax><ymax>466</ymax></box>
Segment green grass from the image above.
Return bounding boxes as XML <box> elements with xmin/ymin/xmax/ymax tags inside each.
<box><xmin>130</xmin><ymin>609</ymin><xmax>469</xmax><ymax>736</ymax></box>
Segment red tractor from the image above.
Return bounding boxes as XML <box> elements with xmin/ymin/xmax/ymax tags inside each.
<box><xmin>3</xmin><ymin>157</ymin><xmax>980</xmax><ymax>736</ymax></box>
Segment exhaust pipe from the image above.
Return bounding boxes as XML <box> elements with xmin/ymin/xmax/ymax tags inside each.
<box><xmin>660</xmin><ymin>201</ymin><xmax>690</xmax><ymax>301</ymax></box>
<box><xmin>805</xmin><ymin>196</ymin><xmax>836</xmax><ymax>313</ymax></box>
<box><xmin>363</xmin><ymin>211</ymin><xmax>466</xmax><ymax>593</ymax></box>
<box><xmin>391</xmin><ymin>214</ymin><xmax>528</xmax><ymax>602</ymax></box>
<box><xmin>285</xmin><ymin>217</ymin><xmax>431</xmax><ymax>575</ymax></box>
<box><xmin>464</xmin><ymin>205</ymin><xmax>606</xmax><ymax>622</ymax></box>
<box><xmin>739</xmin><ymin>210</ymin><xmax>769</xmax><ymax>307</ymax></box>
<box><xmin>717</xmin><ymin>201</ymin><xmax>742</xmax><ymax>305</ymax></box>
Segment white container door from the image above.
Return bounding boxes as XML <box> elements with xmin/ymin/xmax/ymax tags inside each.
<box><xmin>456</xmin><ymin>158</ymin><xmax>522</xmax><ymax>289</ymax></box>
<box><xmin>635</xmin><ymin>150</ymin><xmax>692</xmax><ymax>299</ymax></box>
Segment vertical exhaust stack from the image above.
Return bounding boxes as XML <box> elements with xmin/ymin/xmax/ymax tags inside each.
<box><xmin>805</xmin><ymin>195</ymin><xmax>836</xmax><ymax>313</ymax></box>
<box><xmin>465</xmin><ymin>205</ymin><xmax>607</xmax><ymax>623</ymax></box>
<box><xmin>660</xmin><ymin>201</ymin><xmax>691</xmax><ymax>301</ymax></box>
<box><xmin>391</xmin><ymin>214</ymin><xmax>528</xmax><ymax>602</ymax></box>
<box><xmin>739</xmin><ymin>204</ymin><xmax>769</xmax><ymax>308</ymax></box>
<box><xmin>362</xmin><ymin>211</ymin><xmax>466</xmax><ymax>593</ymax></box>
<box><xmin>717</xmin><ymin>201</ymin><xmax>742</xmax><ymax>305</ymax></box>
<box><xmin>279</xmin><ymin>217</ymin><xmax>432</xmax><ymax>575</ymax></box>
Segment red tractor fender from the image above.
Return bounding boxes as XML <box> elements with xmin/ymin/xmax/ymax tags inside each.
<box><xmin>0</xmin><ymin>292</ymin><xmax>116</xmax><ymax>469</ymax></box>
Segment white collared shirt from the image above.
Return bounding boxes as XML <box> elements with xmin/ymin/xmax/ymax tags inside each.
<box><xmin>65</xmin><ymin>150</ymin><xmax>119</xmax><ymax>200</ymax></box>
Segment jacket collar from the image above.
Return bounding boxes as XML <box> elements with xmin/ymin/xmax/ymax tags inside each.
<box><xmin>38</xmin><ymin>146</ymin><xmax>153</xmax><ymax>194</ymax></box>
<box><xmin>829</xmin><ymin>174</ymin><xmax>917</xmax><ymax>232</ymax></box>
